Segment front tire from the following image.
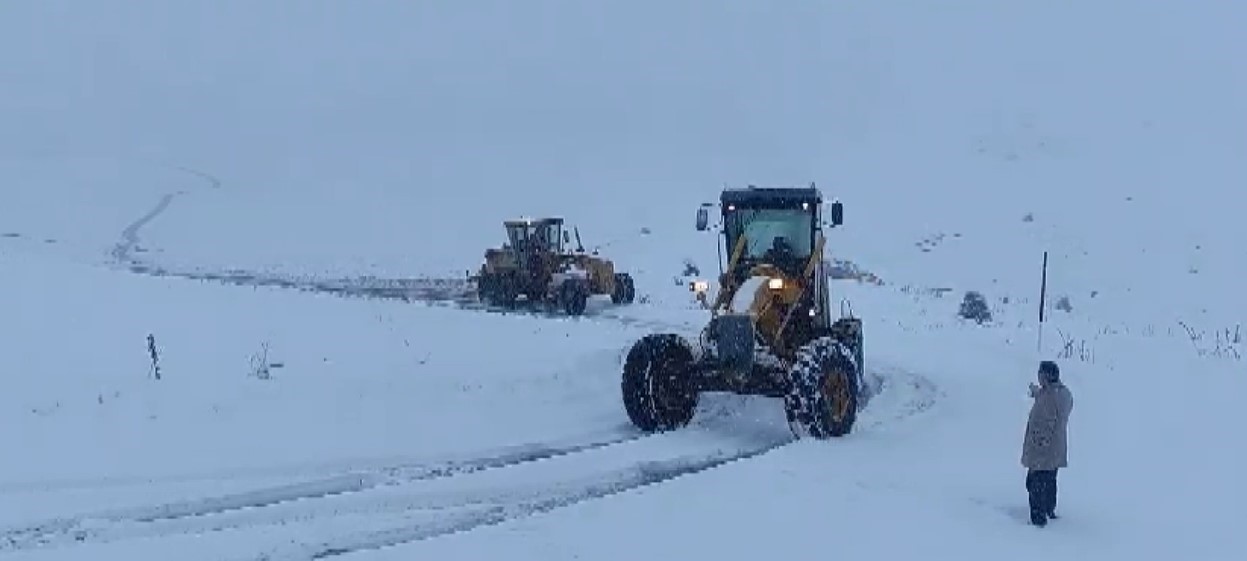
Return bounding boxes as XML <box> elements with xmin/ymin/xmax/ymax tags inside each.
<box><xmin>783</xmin><ymin>336</ymin><xmax>860</xmax><ymax>438</ymax></box>
<box><xmin>559</xmin><ymin>280</ymin><xmax>589</xmax><ymax>316</ymax></box>
<box><xmin>478</xmin><ymin>272</ymin><xmax>518</xmax><ymax>308</ymax></box>
<box><xmin>622</xmin><ymin>334</ymin><xmax>698</xmax><ymax>432</ymax></box>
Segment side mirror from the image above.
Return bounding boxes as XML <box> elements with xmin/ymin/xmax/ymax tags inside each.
<box><xmin>696</xmin><ymin>207</ymin><xmax>709</xmax><ymax>231</ymax></box>
<box><xmin>830</xmin><ymin>201</ymin><xmax>843</xmax><ymax>227</ymax></box>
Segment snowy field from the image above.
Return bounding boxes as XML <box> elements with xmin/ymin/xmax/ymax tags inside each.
<box><xmin>2</xmin><ymin>1</ymin><xmax>1244</xmax><ymax>560</ymax></box>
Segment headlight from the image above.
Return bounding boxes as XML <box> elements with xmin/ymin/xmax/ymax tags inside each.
<box><xmin>690</xmin><ymin>280</ymin><xmax>710</xmax><ymax>293</ymax></box>
<box><xmin>767</xmin><ymin>278</ymin><xmax>784</xmax><ymax>290</ymax></box>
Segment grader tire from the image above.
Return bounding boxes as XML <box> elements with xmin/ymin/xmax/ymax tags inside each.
<box><xmin>621</xmin><ymin>334</ymin><xmax>698</xmax><ymax>432</ymax></box>
<box><xmin>783</xmin><ymin>336</ymin><xmax>861</xmax><ymax>439</ymax></box>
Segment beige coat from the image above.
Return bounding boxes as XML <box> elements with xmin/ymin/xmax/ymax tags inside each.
<box><xmin>1022</xmin><ymin>381</ymin><xmax>1074</xmax><ymax>470</ymax></box>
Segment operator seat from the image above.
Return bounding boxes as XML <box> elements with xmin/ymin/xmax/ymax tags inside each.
<box><xmin>764</xmin><ymin>236</ymin><xmax>801</xmax><ymax>274</ymax></box>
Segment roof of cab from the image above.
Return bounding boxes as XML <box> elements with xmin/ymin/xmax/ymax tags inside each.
<box><xmin>503</xmin><ymin>217</ymin><xmax>564</xmax><ymax>226</ymax></box>
<box><xmin>720</xmin><ymin>185</ymin><xmax>822</xmax><ymax>207</ymax></box>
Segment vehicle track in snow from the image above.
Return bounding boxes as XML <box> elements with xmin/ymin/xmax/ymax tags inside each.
<box><xmin>249</xmin><ymin>443</ymin><xmax>784</xmax><ymax>561</ymax></box>
<box><xmin>0</xmin><ymin>430</ymin><xmax>791</xmax><ymax>558</ymax></box>
<box><xmin>0</xmin><ymin>426</ymin><xmax>652</xmax><ymax>553</ymax></box>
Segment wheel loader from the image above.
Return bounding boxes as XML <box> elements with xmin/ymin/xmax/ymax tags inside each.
<box><xmin>471</xmin><ymin>217</ymin><xmax>636</xmax><ymax>316</ymax></box>
<box><xmin>620</xmin><ymin>184</ymin><xmax>866</xmax><ymax>438</ymax></box>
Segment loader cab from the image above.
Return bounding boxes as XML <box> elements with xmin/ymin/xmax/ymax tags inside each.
<box><xmin>503</xmin><ymin>218</ymin><xmax>566</xmax><ymax>257</ymax></box>
<box><xmin>711</xmin><ymin>185</ymin><xmax>844</xmax><ymax>333</ymax></box>
<box><xmin>719</xmin><ymin>187</ymin><xmax>823</xmax><ymax>279</ymax></box>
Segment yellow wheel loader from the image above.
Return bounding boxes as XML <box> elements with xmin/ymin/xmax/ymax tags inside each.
<box><xmin>620</xmin><ymin>185</ymin><xmax>865</xmax><ymax>438</ymax></box>
<box><xmin>471</xmin><ymin>217</ymin><xmax>635</xmax><ymax>316</ymax></box>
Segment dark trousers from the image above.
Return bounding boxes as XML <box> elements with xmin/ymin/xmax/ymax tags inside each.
<box><xmin>1026</xmin><ymin>469</ymin><xmax>1059</xmax><ymax>525</ymax></box>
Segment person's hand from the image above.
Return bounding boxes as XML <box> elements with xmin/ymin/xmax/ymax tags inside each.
<box><xmin>1028</xmin><ymin>382</ymin><xmax>1039</xmax><ymax>397</ymax></box>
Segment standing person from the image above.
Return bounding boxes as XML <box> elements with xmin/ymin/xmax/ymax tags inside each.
<box><xmin>1022</xmin><ymin>360</ymin><xmax>1074</xmax><ymax>527</ymax></box>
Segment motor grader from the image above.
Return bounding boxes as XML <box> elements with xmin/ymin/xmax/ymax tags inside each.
<box><xmin>471</xmin><ymin>217</ymin><xmax>636</xmax><ymax>316</ymax></box>
<box><xmin>620</xmin><ymin>185</ymin><xmax>866</xmax><ymax>438</ymax></box>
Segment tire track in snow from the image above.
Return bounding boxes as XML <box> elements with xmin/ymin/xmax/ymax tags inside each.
<box><xmin>110</xmin><ymin>192</ymin><xmax>177</xmax><ymax>264</ymax></box>
<box><xmin>110</xmin><ymin>164</ymin><xmax>220</xmax><ymax>270</ymax></box>
<box><xmin>252</xmin><ymin>443</ymin><xmax>786</xmax><ymax>561</ymax></box>
<box><xmin>0</xmin><ymin>427</ymin><xmax>650</xmax><ymax>552</ymax></box>
<box><xmin>0</xmin><ymin>437</ymin><xmax>790</xmax><ymax>557</ymax></box>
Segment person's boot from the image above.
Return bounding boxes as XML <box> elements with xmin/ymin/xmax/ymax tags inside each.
<box><xmin>1029</xmin><ymin>504</ymin><xmax>1048</xmax><ymax>527</ymax></box>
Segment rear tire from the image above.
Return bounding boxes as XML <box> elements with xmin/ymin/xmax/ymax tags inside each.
<box><xmin>611</xmin><ymin>273</ymin><xmax>636</xmax><ymax>305</ymax></box>
<box><xmin>832</xmin><ymin>317</ymin><xmax>867</xmax><ymax>402</ymax></box>
<box><xmin>622</xmin><ymin>334</ymin><xmax>698</xmax><ymax>432</ymax></box>
<box><xmin>622</xmin><ymin>273</ymin><xmax>635</xmax><ymax>304</ymax></box>
<box><xmin>611</xmin><ymin>273</ymin><xmax>626</xmax><ymax>304</ymax></box>
<box><xmin>783</xmin><ymin>336</ymin><xmax>860</xmax><ymax>438</ymax></box>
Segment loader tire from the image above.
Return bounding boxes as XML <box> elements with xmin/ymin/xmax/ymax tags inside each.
<box><xmin>611</xmin><ymin>273</ymin><xmax>636</xmax><ymax>305</ymax></box>
<box><xmin>491</xmin><ymin>273</ymin><xmax>520</xmax><ymax>308</ymax></box>
<box><xmin>559</xmin><ymin>280</ymin><xmax>589</xmax><ymax>316</ymax></box>
<box><xmin>478</xmin><ymin>273</ymin><xmax>516</xmax><ymax>308</ymax></box>
<box><xmin>622</xmin><ymin>334</ymin><xmax>698</xmax><ymax>432</ymax></box>
<box><xmin>622</xmin><ymin>273</ymin><xmax>636</xmax><ymax>304</ymax></box>
<box><xmin>783</xmin><ymin>335</ymin><xmax>861</xmax><ymax>439</ymax></box>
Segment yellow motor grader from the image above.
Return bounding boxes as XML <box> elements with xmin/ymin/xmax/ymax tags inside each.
<box><xmin>472</xmin><ymin>217</ymin><xmax>635</xmax><ymax>316</ymax></box>
<box><xmin>620</xmin><ymin>185</ymin><xmax>865</xmax><ymax>438</ymax></box>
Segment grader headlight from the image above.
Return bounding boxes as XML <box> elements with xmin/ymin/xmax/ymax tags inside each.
<box><xmin>767</xmin><ymin>277</ymin><xmax>784</xmax><ymax>290</ymax></box>
<box><xmin>690</xmin><ymin>280</ymin><xmax>710</xmax><ymax>294</ymax></box>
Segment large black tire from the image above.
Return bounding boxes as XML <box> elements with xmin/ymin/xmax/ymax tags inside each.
<box><xmin>831</xmin><ymin>317</ymin><xmax>866</xmax><ymax>402</ymax></box>
<box><xmin>622</xmin><ymin>274</ymin><xmax>636</xmax><ymax>304</ymax></box>
<box><xmin>611</xmin><ymin>273</ymin><xmax>636</xmax><ymax>305</ymax></box>
<box><xmin>783</xmin><ymin>336</ymin><xmax>861</xmax><ymax>439</ymax></box>
<box><xmin>610</xmin><ymin>273</ymin><xmax>627</xmax><ymax>304</ymax></box>
<box><xmin>621</xmin><ymin>334</ymin><xmax>699</xmax><ymax>432</ymax></box>
<box><xmin>478</xmin><ymin>272</ymin><xmax>514</xmax><ymax>308</ymax></box>
<box><xmin>489</xmin><ymin>272</ymin><xmax>519</xmax><ymax>308</ymax></box>
<box><xmin>559</xmin><ymin>280</ymin><xmax>589</xmax><ymax>316</ymax></box>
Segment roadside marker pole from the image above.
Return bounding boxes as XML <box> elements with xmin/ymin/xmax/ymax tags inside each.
<box><xmin>1037</xmin><ymin>251</ymin><xmax>1048</xmax><ymax>354</ymax></box>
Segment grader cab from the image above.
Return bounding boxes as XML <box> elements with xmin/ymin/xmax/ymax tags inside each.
<box><xmin>472</xmin><ymin>217</ymin><xmax>635</xmax><ymax>316</ymax></box>
<box><xmin>621</xmin><ymin>184</ymin><xmax>866</xmax><ymax>439</ymax></box>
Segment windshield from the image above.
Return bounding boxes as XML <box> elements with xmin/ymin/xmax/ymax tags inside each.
<box><xmin>724</xmin><ymin>208</ymin><xmax>814</xmax><ymax>261</ymax></box>
<box><xmin>507</xmin><ymin>223</ymin><xmax>563</xmax><ymax>252</ymax></box>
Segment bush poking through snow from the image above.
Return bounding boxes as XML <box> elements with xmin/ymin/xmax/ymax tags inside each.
<box><xmin>250</xmin><ymin>341</ymin><xmax>273</xmax><ymax>380</ymax></box>
<box><xmin>1055</xmin><ymin>295</ymin><xmax>1073</xmax><ymax>313</ymax></box>
<box><xmin>958</xmin><ymin>291</ymin><xmax>992</xmax><ymax>324</ymax></box>
<box><xmin>1178</xmin><ymin>322</ymin><xmax>1243</xmax><ymax>361</ymax></box>
<box><xmin>1057</xmin><ymin>329</ymin><xmax>1096</xmax><ymax>363</ymax></box>
<box><xmin>146</xmin><ymin>334</ymin><xmax>162</xmax><ymax>380</ymax></box>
